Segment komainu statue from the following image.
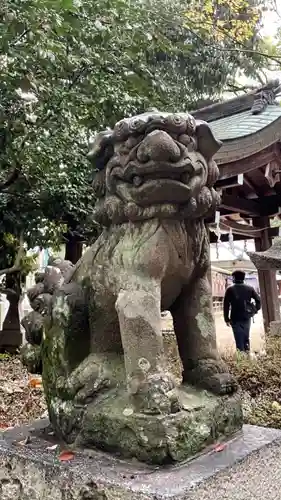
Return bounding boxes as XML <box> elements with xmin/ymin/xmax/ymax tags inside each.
<box><xmin>21</xmin><ymin>111</ymin><xmax>242</xmax><ymax>464</ymax></box>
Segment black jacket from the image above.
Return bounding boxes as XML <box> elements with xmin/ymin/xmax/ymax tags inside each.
<box><xmin>223</xmin><ymin>283</ymin><xmax>261</xmax><ymax>323</ymax></box>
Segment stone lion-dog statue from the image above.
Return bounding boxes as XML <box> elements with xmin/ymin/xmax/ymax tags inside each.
<box><xmin>21</xmin><ymin>111</ymin><xmax>241</xmax><ymax>464</ymax></box>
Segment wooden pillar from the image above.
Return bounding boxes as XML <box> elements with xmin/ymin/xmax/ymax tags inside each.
<box><xmin>65</xmin><ymin>234</ymin><xmax>83</xmax><ymax>264</ymax></box>
<box><xmin>206</xmin><ymin>224</ymin><xmax>214</xmax><ymax>313</ymax></box>
<box><xmin>206</xmin><ymin>224</ymin><xmax>212</xmax><ymax>283</ymax></box>
<box><xmin>253</xmin><ymin>217</ymin><xmax>280</xmax><ymax>331</ymax></box>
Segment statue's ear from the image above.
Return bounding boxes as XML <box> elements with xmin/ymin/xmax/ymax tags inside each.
<box><xmin>88</xmin><ymin>130</ymin><xmax>114</xmax><ymax>170</ymax></box>
<box><xmin>196</xmin><ymin>120</ymin><xmax>222</xmax><ymax>161</ymax></box>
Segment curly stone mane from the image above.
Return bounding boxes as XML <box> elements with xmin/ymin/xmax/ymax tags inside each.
<box><xmin>89</xmin><ymin>111</ymin><xmax>221</xmax><ymax>226</ymax></box>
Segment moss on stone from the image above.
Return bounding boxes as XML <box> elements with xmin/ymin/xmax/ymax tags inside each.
<box><xmin>20</xmin><ymin>343</ymin><xmax>42</xmax><ymax>374</ymax></box>
<box><xmin>71</xmin><ymin>385</ymin><xmax>243</xmax><ymax>465</ymax></box>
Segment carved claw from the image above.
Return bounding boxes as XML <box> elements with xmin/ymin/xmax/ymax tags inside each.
<box><xmin>201</xmin><ymin>373</ymin><xmax>238</xmax><ymax>395</ymax></box>
<box><xmin>56</xmin><ymin>353</ymin><xmax>125</xmax><ymax>404</ymax></box>
<box><xmin>183</xmin><ymin>359</ymin><xmax>238</xmax><ymax>395</ymax></box>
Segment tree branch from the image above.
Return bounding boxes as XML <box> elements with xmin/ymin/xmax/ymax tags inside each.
<box><xmin>0</xmin><ymin>233</ymin><xmax>25</xmax><ymax>277</ymax></box>
<box><xmin>225</xmin><ymin>82</ymin><xmax>259</xmax><ymax>93</ymax></box>
<box><xmin>9</xmin><ymin>21</ymin><xmax>45</xmax><ymax>48</ymax></box>
<box><xmin>185</xmin><ymin>16</ymin><xmax>281</xmax><ymax>65</ymax></box>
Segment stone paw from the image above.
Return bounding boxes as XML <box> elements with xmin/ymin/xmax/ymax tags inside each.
<box><xmin>56</xmin><ymin>353</ymin><xmax>126</xmax><ymax>403</ymax></box>
<box><xmin>205</xmin><ymin>372</ymin><xmax>238</xmax><ymax>395</ymax></box>
<box><xmin>56</xmin><ymin>372</ymin><xmax>112</xmax><ymax>404</ymax></box>
<box><xmin>183</xmin><ymin>358</ymin><xmax>238</xmax><ymax>395</ymax></box>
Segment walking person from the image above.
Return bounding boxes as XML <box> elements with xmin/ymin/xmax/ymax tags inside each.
<box><xmin>223</xmin><ymin>270</ymin><xmax>261</xmax><ymax>353</ymax></box>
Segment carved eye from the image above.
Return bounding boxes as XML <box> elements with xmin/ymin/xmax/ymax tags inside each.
<box><xmin>164</xmin><ymin>114</ymin><xmax>187</xmax><ymax>134</ymax></box>
<box><xmin>113</xmin><ymin>120</ymin><xmax>129</xmax><ymax>140</ymax></box>
<box><xmin>186</xmin><ymin>115</ymin><xmax>196</xmax><ymax>134</ymax></box>
<box><xmin>129</xmin><ymin>118</ymin><xmax>146</xmax><ymax>133</ymax></box>
<box><xmin>130</xmin><ymin>119</ymin><xmax>141</xmax><ymax>129</ymax></box>
<box><xmin>170</xmin><ymin>115</ymin><xmax>185</xmax><ymax>125</ymax></box>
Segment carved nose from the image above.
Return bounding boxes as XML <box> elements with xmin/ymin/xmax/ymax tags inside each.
<box><xmin>136</xmin><ymin>130</ymin><xmax>181</xmax><ymax>163</ymax></box>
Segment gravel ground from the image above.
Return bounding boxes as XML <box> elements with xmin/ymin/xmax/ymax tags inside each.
<box><xmin>188</xmin><ymin>440</ymin><xmax>281</xmax><ymax>500</ymax></box>
<box><xmin>0</xmin><ymin>355</ymin><xmax>46</xmax><ymax>428</ymax></box>
<box><xmin>162</xmin><ymin>311</ymin><xmax>266</xmax><ymax>355</ymax></box>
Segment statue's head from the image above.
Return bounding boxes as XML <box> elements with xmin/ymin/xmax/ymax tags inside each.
<box><xmin>88</xmin><ymin>111</ymin><xmax>222</xmax><ymax>225</ymax></box>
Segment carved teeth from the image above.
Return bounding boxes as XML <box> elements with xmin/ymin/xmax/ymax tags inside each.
<box><xmin>132</xmin><ymin>175</ymin><xmax>143</xmax><ymax>187</ymax></box>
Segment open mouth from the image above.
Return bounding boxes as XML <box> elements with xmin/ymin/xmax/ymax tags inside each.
<box><xmin>108</xmin><ymin>158</ymin><xmax>205</xmax><ymax>205</ymax></box>
<box><xmin>130</xmin><ymin>171</ymin><xmax>191</xmax><ymax>187</ymax></box>
<box><xmin>119</xmin><ymin>158</ymin><xmax>202</xmax><ymax>185</ymax></box>
<box><xmin>115</xmin><ymin>177</ymin><xmax>200</xmax><ymax>206</ymax></box>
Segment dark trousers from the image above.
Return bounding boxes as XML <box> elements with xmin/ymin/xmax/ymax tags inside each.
<box><xmin>231</xmin><ymin>320</ymin><xmax>251</xmax><ymax>352</ymax></box>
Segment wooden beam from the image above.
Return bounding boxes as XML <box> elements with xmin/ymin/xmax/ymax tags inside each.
<box><xmin>265</xmin><ymin>161</ymin><xmax>281</xmax><ymax>188</ymax></box>
<box><xmin>206</xmin><ymin>226</ymin><xmax>213</xmax><ymax>296</ymax></box>
<box><xmin>243</xmin><ymin>174</ymin><xmax>259</xmax><ymax>195</ymax></box>
<box><xmin>215</xmin><ymin>175</ymin><xmax>243</xmax><ymax>190</ymax></box>
<box><xmin>220</xmin><ymin>195</ymin><xmax>260</xmax><ymax>215</ymax></box>
<box><xmin>219</xmin><ymin>147</ymin><xmax>275</xmax><ymax>180</ymax></box>
<box><xmin>220</xmin><ymin>194</ymin><xmax>281</xmax><ymax>217</ymax></box>
<box><xmin>209</xmin><ymin>227</ymin><xmax>279</xmax><ymax>243</ymax></box>
<box><xmin>260</xmin><ymin>195</ymin><xmax>281</xmax><ymax>217</ymax></box>
<box><xmin>219</xmin><ymin>219</ymin><xmax>262</xmax><ymax>238</ymax></box>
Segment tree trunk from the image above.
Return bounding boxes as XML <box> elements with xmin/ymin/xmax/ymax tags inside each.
<box><xmin>65</xmin><ymin>235</ymin><xmax>83</xmax><ymax>264</ymax></box>
<box><xmin>0</xmin><ymin>273</ymin><xmax>22</xmax><ymax>353</ymax></box>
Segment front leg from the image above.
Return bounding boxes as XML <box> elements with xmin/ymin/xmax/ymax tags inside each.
<box><xmin>116</xmin><ymin>281</ymin><xmax>179</xmax><ymax>414</ymax></box>
<box><xmin>171</xmin><ymin>274</ymin><xmax>238</xmax><ymax>395</ymax></box>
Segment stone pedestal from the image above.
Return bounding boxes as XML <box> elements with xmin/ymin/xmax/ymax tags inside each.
<box><xmin>52</xmin><ymin>385</ymin><xmax>242</xmax><ymax>465</ymax></box>
<box><xmin>1</xmin><ymin>420</ymin><xmax>281</xmax><ymax>500</ymax></box>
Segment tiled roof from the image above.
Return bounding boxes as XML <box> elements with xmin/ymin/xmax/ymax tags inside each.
<box><xmin>209</xmin><ymin>105</ymin><xmax>281</xmax><ymax>141</ymax></box>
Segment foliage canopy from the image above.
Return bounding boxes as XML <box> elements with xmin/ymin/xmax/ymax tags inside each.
<box><xmin>0</xmin><ymin>0</ymin><xmax>272</xmax><ymax>264</ymax></box>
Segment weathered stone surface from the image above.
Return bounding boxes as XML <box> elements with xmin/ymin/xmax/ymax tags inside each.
<box><xmin>20</xmin><ymin>343</ymin><xmax>42</xmax><ymax>374</ymax></box>
<box><xmin>0</xmin><ymin>421</ymin><xmax>281</xmax><ymax>499</ymax></box>
<box><xmin>78</xmin><ymin>386</ymin><xmax>242</xmax><ymax>464</ymax></box>
<box><xmin>21</xmin><ymin>110</ymin><xmax>241</xmax><ymax>463</ymax></box>
<box><xmin>162</xmin><ymin>330</ymin><xmax>182</xmax><ymax>383</ymax></box>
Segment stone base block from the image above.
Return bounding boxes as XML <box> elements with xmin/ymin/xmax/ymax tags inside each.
<box><xmin>71</xmin><ymin>385</ymin><xmax>242</xmax><ymax>464</ymax></box>
<box><xmin>1</xmin><ymin>420</ymin><xmax>281</xmax><ymax>499</ymax></box>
